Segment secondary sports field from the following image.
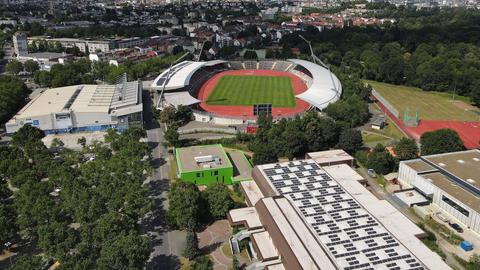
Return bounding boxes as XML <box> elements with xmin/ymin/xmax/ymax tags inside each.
<box><xmin>205</xmin><ymin>75</ymin><xmax>296</xmax><ymax>107</ymax></box>
<box><xmin>366</xmin><ymin>80</ymin><xmax>480</xmax><ymax>121</ymax></box>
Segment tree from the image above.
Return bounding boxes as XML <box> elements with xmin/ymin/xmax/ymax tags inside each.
<box><xmin>0</xmin><ymin>75</ymin><xmax>30</xmax><ymax>124</ymax></box>
<box><xmin>470</xmin><ymin>254</ymin><xmax>480</xmax><ymax>269</ymax></box>
<box><xmin>24</xmin><ymin>60</ymin><xmax>40</xmax><ymax>74</ymax></box>
<box><xmin>191</xmin><ymin>256</ymin><xmax>213</xmax><ymax>270</ymax></box>
<box><xmin>96</xmin><ymin>233</ymin><xmax>150</xmax><ymax>270</ymax></box>
<box><xmin>11</xmin><ymin>255</ymin><xmax>44</xmax><ymax>270</ymax></box>
<box><xmin>337</xmin><ymin>129</ymin><xmax>363</xmax><ymax>154</ymax></box>
<box><xmin>366</xmin><ymin>144</ymin><xmax>397</xmax><ymax>175</ymax></box>
<box><xmin>164</xmin><ymin>124</ymin><xmax>180</xmax><ymax>147</ymax></box>
<box><xmin>232</xmin><ymin>255</ymin><xmax>240</xmax><ymax>270</ymax></box>
<box><xmin>50</xmin><ymin>138</ymin><xmax>65</xmax><ymax>151</ymax></box>
<box><xmin>0</xmin><ymin>202</ymin><xmax>17</xmax><ymax>244</ymax></box>
<box><xmin>183</xmin><ymin>231</ymin><xmax>200</xmax><ymax>260</ymax></box>
<box><xmin>420</xmin><ymin>129</ymin><xmax>465</xmax><ymax>155</ymax></box>
<box><xmin>77</xmin><ymin>137</ymin><xmax>87</xmax><ymax>148</ymax></box>
<box><xmin>6</xmin><ymin>60</ymin><xmax>24</xmax><ymax>75</ymax></box>
<box><xmin>281</xmin><ymin>120</ymin><xmax>307</xmax><ymax>160</ymax></box>
<box><xmin>325</xmin><ymin>95</ymin><xmax>369</xmax><ymax>128</ymax></box>
<box><xmin>252</xmin><ymin>142</ymin><xmax>277</xmax><ymax>165</ymax></box>
<box><xmin>12</xmin><ymin>125</ymin><xmax>45</xmax><ymax>147</ymax></box>
<box><xmin>159</xmin><ymin>105</ymin><xmax>177</xmax><ymax>124</ymax></box>
<box><xmin>394</xmin><ymin>138</ymin><xmax>418</xmax><ymax>160</ymax></box>
<box><xmin>175</xmin><ymin>105</ymin><xmax>193</xmax><ymax>125</ymax></box>
<box><xmin>167</xmin><ymin>182</ymin><xmax>201</xmax><ymax>230</ymax></box>
<box><xmin>204</xmin><ymin>184</ymin><xmax>233</xmax><ymax>220</ymax></box>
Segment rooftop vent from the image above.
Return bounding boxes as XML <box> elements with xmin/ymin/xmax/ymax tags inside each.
<box><xmin>457</xmin><ymin>160</ymin><xmax>465</xmax><ymax>164</ymax></box>
<box><xmin>473</xmin><ymin>158</ymin><xmax>479</xmax><ymax>162</ymax></box>
<box><xmin>467</xmin><ymin>179</ymin><xmax>476</xmax><ymax>184</ymax></box>
<box><xmin>438</xmin><ymin>162</ymin><xmax>446</xmax><ymax>167</ymax></box>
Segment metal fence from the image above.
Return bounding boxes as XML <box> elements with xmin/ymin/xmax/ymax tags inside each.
<box><xmin>372</xmin><ymin>89</ymin><xmax>400</xmax><ymax>119</ymax></box>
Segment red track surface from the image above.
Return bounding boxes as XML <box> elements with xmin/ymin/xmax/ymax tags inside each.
<box><xmin>197</xmin><ymin>70</ymin><xmax>309</xmax><ymax>119</ymax></box>
<box><xmin>376</xmin><ymin>101</ymin><xmax>480</xmax><ymax>149</ymax></box>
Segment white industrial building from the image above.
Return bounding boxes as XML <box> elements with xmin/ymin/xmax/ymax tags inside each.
<box><xmin>6</xmin><ymin>80</ymin><xmax>143</xmax><ymax>134</ymax></box>
<box><xmin>398</xmin><ymin>149</ymin><xmax>480</xmax><ymax>234</ymax></box>
<box><xmin>228</xmin><ymin>150</ymin><xmax>451</xmax><ymax>270</ymax></box>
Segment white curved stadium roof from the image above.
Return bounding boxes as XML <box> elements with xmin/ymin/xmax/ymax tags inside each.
<box><xmin>289</xmin><ymin>59</ymin><xmax>342</xmax><ymax>110</ymax></box>
<box><xmin>151</xmin><ymin>60</ymin><xmax>226</xmax><ymax>90</ymax></box>
<box><xmin>154</xmin><ymin>59</ymin><xmax>342</xmax><ymax>111</ymax></box>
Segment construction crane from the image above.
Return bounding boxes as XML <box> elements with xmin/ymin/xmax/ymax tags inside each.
<box><xmin>298</xmin><ymin>34</ymin><xmax>339</xmax><ymax>96</ymax></box>
<box><xmin>158</xmin><ymin>51</ymin><xmax>191</xmax><ymax>109</ymax></box>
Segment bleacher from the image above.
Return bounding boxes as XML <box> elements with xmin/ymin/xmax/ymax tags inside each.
<box><xmin>259</xmin><ymin>61</ymin><xmax>275</xmax><ymax>70</ymax></box>
<box><xmin>273</xmin><ymin>61</ymin><xmax>295</xmax><ymax>72</ymax></box>
<box><xmin>229</xmin><ymin>61</ymin><xmax>243</xmax><ymax>70</ymax></box>
<box><xmin>244</xmin><ymin>61</ymin><xmax>257</xmax><ymax>70</ymax></box>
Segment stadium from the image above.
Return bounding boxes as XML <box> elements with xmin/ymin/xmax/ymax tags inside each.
<box><xmin>151</xmin><ymin>59</ymin><xmax>342</xmax><ymax>125</ymax></box>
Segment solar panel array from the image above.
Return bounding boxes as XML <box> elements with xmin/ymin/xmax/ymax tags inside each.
<box><xmin>260</xmin><ymin>160</ymin><xmax>425</xmax><ymax>270</ymax></box>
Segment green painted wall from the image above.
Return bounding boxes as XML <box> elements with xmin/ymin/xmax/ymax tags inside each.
<box><xmin>179</xmin><ymin>166</ymin><xmax>233</xmax><ymax>185</ymax></box>
<box><xmin>175</xmin><ymin>144</ymin><xmax>234</xmax><ymax>185</ymax></box>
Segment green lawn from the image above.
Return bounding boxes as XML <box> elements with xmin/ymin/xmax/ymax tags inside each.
<box><xmin>206</xmin><ymin>75</ymin><xmax>296</xmax><ymax>107</ymax></box>
<box><xmin>365</xmin><ymin>80</ymin><xmax>480</xmax><ymax>121</ymax></box>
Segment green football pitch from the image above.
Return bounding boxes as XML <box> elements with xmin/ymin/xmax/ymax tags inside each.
<box><xmin>205</xmin><ymin>75</ymin><xmax>296</xmax><ymax>107</ymax></box>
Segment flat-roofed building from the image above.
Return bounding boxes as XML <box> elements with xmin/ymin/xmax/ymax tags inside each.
<box><xmin>398</xmin><ymin>149</ymin><xmax>480</xmax><ymax>234</ymax></box>
<box><xmin>175</xmin><ymin>144</ymin><xmax>234</xmax><ymax>185</ymax></box>
<box><xmin>228</xmin><ymin>150</ymin><xmax>451</xmax><ymax>270</ymax></box>
<box><xmin>6</xmin><ymin>80</ymin><xmax>143</xmax><ymax>134</ymax></box>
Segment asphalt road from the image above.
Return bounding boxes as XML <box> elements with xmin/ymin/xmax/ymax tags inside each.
<box><xmin>142</xmin><ymin>91</ymin><xmax>185</xmax><ymax>270</ymax></box>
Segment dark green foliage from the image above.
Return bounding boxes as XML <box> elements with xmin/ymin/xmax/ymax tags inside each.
<box><xmin>204</xmin><ymin>184</ymin><xmax>233</xmax><ymax>220</ymax></box>
<box><xmin>24</xmin><ymin>60</ymin><xmax>40</xmax><ymax>74</ymax></box>
<box><xmin>0</xmin><ymin>202</ymin><xmax>17</xmax><ymax>244</ymax></box>
<box><xmin>6</xmin><ymin>127</ymin><xmax>152</xmax><ymax>269</ymax></box>
<box><xmin>325</xmin><ymin>95</ymin><xmax>369</xmax><ymax>128</ymax></box>
<box><xmin>0</xmin><ymin>75</ymin><xmax>29</xmax><ymax>124</ymax></box>
<box><xmin>232</xmin><ymin>255</ymin><xmax>240</xmax><ymax>270</ymax></box>
<box><xmin>366</xmin><ymin>144</ymin><xmax>397</xmax><ymax>175</ymax></box>
<box><xmin>6</xmin><ymin>59</ymin><xmax>23</xmax><ymax>75</ymax></box>
<box><xmin>11</xmin><ymin>255</ymin><xmax>44</xmax><ymax>270</ymax></box>
<box><xmin>191</xmin><ymin>256</ymin><xmax>213</xmax><ymax>270</ymax></box>
<box><xmin>249</xmin><ymin>112</ymin><xmax>345</xmax><ymax>163</ymax></box>
<box><xmin>159</xmin><ymin>105</ymin><xmax>193</xmax><ymax>125</ymax></box>
<box><xmin>96</xmin><ymin>233</ymin><xmax>150</xmax><ymax>270</ymax></box>
<box><xmin>167</xmin><ymin>181</ymin><xmax>201</xmax><ymax>230</ymax></box>
<box><xmin>164</xmin><ymin>124</ymin><xmax>180</xmax><ymax>147</ymax></box>
<box><xmin>420</xmin><ymin>129</ymin><xmax>465</xmax><ymax>155</ymax></box>
<box><xmin>394</xmin><ymin>138</ymin><xmax>418</xmax><ymax>160</ymax></box>
<box><xmin>281</xmin><ymin>9</ymin><xmax>480</xmax><ymax>107</ymax></box>
<box><xmin>337</xmin><ymin>129</ymin><xmax>363</xmax><ymax>154</ymax></box>
<box><xmin>183</xmin><ymin>231</ymin><xmax>200</xmax><ymax>260</ymax></box>
<box><xmin>11</xmin><ymin>124</ymin><xmax>45</xmax><ymax>147</ymax></box>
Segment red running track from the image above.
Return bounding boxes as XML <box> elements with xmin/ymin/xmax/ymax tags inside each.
<box><xmin>197</xmin><ymin>70</ymin><xmax>310</xmax><ymax>119</ymax></box>
<box><xmin>376</xmin><ymin>101</ymin><xmax>480</xmax><ymax>149</ymax></box>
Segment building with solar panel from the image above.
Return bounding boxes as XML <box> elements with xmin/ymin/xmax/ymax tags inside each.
<box><xmin>228</xmin><ymin>150</ymin><xmax>451</xmax><ymax>270</ymax></box>
<box><xmin>5</xmin><ymin>80</ymin><xmax>143</xmax><ymax>134</ymax></box>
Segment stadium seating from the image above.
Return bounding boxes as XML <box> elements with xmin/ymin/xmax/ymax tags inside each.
<box><xmin>229</xmin><ymin>61</ymin><xmax>243</xmax><ymax>70</ymax></box>
<box><xmin>244</xmin><ymin>61</ymin><xmax>257</xmax><ymax>70</ymax></box>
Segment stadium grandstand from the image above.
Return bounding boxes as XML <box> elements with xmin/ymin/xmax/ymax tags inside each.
<box><xmin>151</xmin><ymin>59</ymin><xmax>342</xmax><ymax>124</ymax></box>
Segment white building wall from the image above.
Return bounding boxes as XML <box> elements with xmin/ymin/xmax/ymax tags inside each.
<box><xmin>72</xmin><ymin>112</ymin><xmax>114</xmax><ymax>127</ymax></box>
<box><xmin>398</xmin><ymin>162</ymin><xmax>416</xmax><ymax>186</ymax></box>
<box><xmin>432</xmin><ymin>188</ymin><xmax>480</xmax><ymax>233</ymax></box>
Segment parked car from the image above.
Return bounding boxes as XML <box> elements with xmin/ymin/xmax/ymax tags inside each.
<box><xmin>448</xmin><ymin>222</ymin><xmax>464</xmax><ymax>233</ymax></box>
<box><xmin>435</xmin><ymin>212</ymin><xmax>449</xmax><ymax>223</ymax></box>
<box><xmin>367</xmin><ymin>169</ymin><xmax>377</xmax><ymax>178</ymax></box>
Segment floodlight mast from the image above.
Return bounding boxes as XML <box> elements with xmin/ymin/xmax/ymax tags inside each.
<box><xmin>158</xmin><ymin>51</ymin><xmax>191</xmax><ymax>109</ymax></box>
<box><xmin>298</xmin><ymin>34</ymin><xmax>339</xmax><ymax>97</ymax></box>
